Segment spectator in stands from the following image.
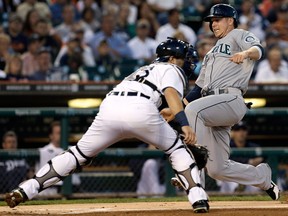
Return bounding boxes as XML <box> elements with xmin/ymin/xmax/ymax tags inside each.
<box><xmin>72</xmin><ymin>17</ymin><xmax>94</xmax><ymax>46</ymax></box>
<box><xmin>57</xmin><ymin>36</ymin><xmax>88</xmax><ymax>81</ymax></box>
<box><xmin>269</xmin><ymin>3</ymin><xmax>288</xmax><ymax>49</ymax></box>
<box><xmin>93</xmin><ymin>39</ymin><xmax>120</xmax><ymax>81</ymax></box>
<box><xmin>182</xmin><ymin>0</ymin><xmax>207</xmax><ymax>18</ymax></box>
<box><xmin>102</xmin><ymin>0</ymin><xmax>138</xmax><ymax>26</ymax></box>
<box><xmin>0</xmin><ymin>33</ymin><xmax>13</xmax><ymax>71</ymax></box>
<box><xmin>22</xmin><ymin>9</ymin><xmax>41</xmax><ymax>37</ymax></box>
<box><xmin>136</xmin><ymin>144</ymin><xmax>166</xmax><ymax>198</ymax></box>
<box><xmin>35</xmin><ymin>121</ymin><xmax>81</xmax><ymax>196</ymax></box>
<box><xmin>147</xmin><ymin>0</ymin><xmax>183</xmax><ymax>25</ymax></box>
<box><xmin>49</xmin><ymin>0</ymin><xmax>68</xmax><ymax>27</ymax></box>
<box><xmin>76</xmin><ymin>0</ymin><xmax>102</xmax><ymax>23</ymax></box>
<box><xmin>258</xmin><ymin>0</ymin><xmax>273</xmax><ymax>18</ymax></box>
<box><xmin>156</xmin><ymin>8</ymin><xmax>197</xmax><ymax>46</ymax></box>
<box><xmin>21</xmin><ymin>33</ymin><xmax>41</xmax><ymax>77</ymax></box>
<box><xmin>6</xmin><ymin>13</ymin><xmax>28</xmax><ymax>54</ymax></box>
<box><xmin>29</xmin><ymin>47</ymin><xmax>67</xmax><ymax>81</ymax></box>
<box><xmin>217</xmin><ymin>122</ymin><xmax>264</xmax><ymax>193</ymax></box>
<box><xmin>80</xmin><ymin>7</ymin><xmax>100</xmax><ymax>33</ymax></box>
<box><xmin>88</xmin><ymin>14</ymin><xmax>132</xmax><ymax>61</ymax></box>
<box><xmin>137</xmin><ymin>1</ymin><xmax>160</xmax><ymax>39</ymax></box>
<box><xmin>238</xmin><ymin>0</ymin><xmax>267</xmax><ymax>42</ymax></box>
<box><xmin>264</xmin><ymin>30</ymin><xmax>281</xmax><ymax>49</ymax></box>
<box><xmin>16</xmin><ymin>0</ymin><xmax>51</xmax><ymax>22</ymax></box>
<box><xmin>128</xmin><ymin>19</ymin><xmax>158</xmax><ymax>63</ymax></box>
<box><xmin>173</xmin><ymin>30</ymin><xmax>188</xmax><ymax>42</ymax></box>
<box><xmin>33</xmin><ymin>18</ymin><xmax>62</xmax><ymax>62</ymax></box>
<box><xmin>265</xmin><ymin>0</ymin><xmax>285</xmax><ymax>24</ymax></box>
<box><xmin>54</xmin><ymin>26</ymin><xmax>95</xmax><ymax>68</ymax></box>
<box><xmin>54</xmin><ymin>4</ymin><xmax>78</xmax><ymax>44</ymax></box>
<box><xmin>197</xmin><ymin>21</ymin><xmax>214</xmax><ymax>41</ymax></box>
<box><xmin>0</xmin><ymin>131</ymin><xmax>30</xmax><ymax>193</ymax></box>
<box><xmin>116</xmin><ymin>3</ymin><xmax>136</xmax><ymax>39</ymax></box>
<box><xmin>254</xmin><ymin>45</ymin><xmax>288</xmax><ymax>83</ymax></box>
<box><xmin>76</xmin><ymin>0</ymin><xmax>102</xmax><ymax>36</ymax></box>
<box><xmin>4</xmin><ymin>54</ymin><xmax>28</xmax><ymax>82</ymax></box>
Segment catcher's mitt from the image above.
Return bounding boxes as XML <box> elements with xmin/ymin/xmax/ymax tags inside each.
<box><xmin>186</xmin><ymin>144</ymin><xmax>209</xmax><ymax>170</ymax></box>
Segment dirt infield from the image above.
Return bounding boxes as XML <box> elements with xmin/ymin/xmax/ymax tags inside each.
<box><xmin>1</xmin><ymin>201</ymin><xmax>288</xmax><ymax>216</ymax></box>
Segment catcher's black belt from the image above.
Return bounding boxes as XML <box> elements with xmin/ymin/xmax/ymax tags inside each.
<box><xmin>108</xmin><ymin>91</ymin><xmax>150</xmax><ymax>100</ymax></box>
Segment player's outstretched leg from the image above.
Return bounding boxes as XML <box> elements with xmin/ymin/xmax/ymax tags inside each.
<box><xmin>262</xmin><ymin>163</ymin><xmax>280</xmax><ymax>200</ymax></box>
<box><xmin>5</xmin><ymin>146</ymin><xmax>89</xmax><ymax>208</ymax></box>
<box><xmin>168</xmin><ymin>145</ymin><xmax>209</xmax><ymax>213</ymax></box>
<box><xmin>171</xmin><ymin>163</ymin><xmax>280</xmax><ymax>201</ymax></box>
<box><xmin>266</xmin><ymin>181</ymin><xmax>280</xmax><ymax>200</ymax></box>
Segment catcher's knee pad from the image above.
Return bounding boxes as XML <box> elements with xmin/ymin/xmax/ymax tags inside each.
<box><xmin>69</xmin><ymin>145</ymin><xmax>93</xmax><ymax>167</ymax></box>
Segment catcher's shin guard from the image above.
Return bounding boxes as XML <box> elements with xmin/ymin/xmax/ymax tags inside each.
<box><xmin>167</xmin><ymin>137</ymin><xmax>208</xmax><ymax>208</ymax></box>
<box><xmin>34</xmin><ymin>160</ymin><xmax>64</xmax><ymax>192</ymax></box>
<box><xmin>169</xmin><ymin>147</ymin><xmax>204</xmax><ymax>193</ymax></box>
<box><xmin>174</xmin><ymin>163</ymin><xmax>203</xmax><ymax>193</ymax></box>
<box><xmin>34</xmin><ymin>145</ymin><xmax>92</xmax><ymax>192</ymax></box>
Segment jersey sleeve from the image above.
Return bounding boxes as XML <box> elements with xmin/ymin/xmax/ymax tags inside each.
<box><xmin>160</xmin><ymin>65</ymin><xmax>185</xmax><ymax>98</ymax></box>
<box><xmin>238</xmin><ymin>30</ymin><xmax>263</xmax><ymax>51</ymax></box>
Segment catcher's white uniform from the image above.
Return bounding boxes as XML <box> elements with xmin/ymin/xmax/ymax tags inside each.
<box><xmin>18</xmin><ymin>62</ymin><xmax>208</xmax><ymax>206</ymax></box>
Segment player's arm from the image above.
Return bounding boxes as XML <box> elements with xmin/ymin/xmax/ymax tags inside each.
<box><xmin>160</xmin><ymin>84</ymin><xmax>202</xmax><ymax>121</ymax></box>
<box><xmin>183</xmin><ymin>84</ymin><xmax>202</xmax><ymax>106</ymax></box>
<box><xmin>230</xmin><ymin>45</ymin><xmax>264</xmax><ymax>64</ymax></box>
<box><xmin>163</xmin><ymin>87</ymin><xmax>197</xmax><ymax>144</ymax></box>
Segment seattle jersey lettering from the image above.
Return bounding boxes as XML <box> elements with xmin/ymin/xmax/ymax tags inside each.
<box><xmin>212</xmin><ymin>43</ymin><xmax>231</xmax><ymax>55</ymax></box>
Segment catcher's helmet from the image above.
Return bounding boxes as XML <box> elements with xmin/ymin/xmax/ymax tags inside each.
<box><xmin>155</xmin><ymin>37</ymin><xmax>198</xmax><ymax>78</ymax></box>
<box><xmin>204</xmin><ymin>4</ymin><xmax>238</xmax><ymax>31</ymax></box>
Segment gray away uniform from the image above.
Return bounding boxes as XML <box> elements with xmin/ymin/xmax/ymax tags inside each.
<box><xmin>185</xmin><ymin>29</ymin><xmax>272</xmax><ymax>190</ymax></box>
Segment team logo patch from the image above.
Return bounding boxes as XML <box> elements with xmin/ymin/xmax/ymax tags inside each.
<box><xmin>245</xmin><ymin>36</ymin><xmax>256</xmax><ymax>43</ymax></box>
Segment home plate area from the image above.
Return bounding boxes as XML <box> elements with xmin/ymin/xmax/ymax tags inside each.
<box><xmin>0</xmin><ymin>201</ymin><xmax>288</xmax><ymax>216</ymax></box>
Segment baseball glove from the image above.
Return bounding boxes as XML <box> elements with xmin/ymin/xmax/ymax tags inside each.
<box><xmin>186</xmin><ymin>144</ymin><xmax>209</xmax><ymax>170</ymax></box>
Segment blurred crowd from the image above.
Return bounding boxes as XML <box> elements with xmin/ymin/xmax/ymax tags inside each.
<box><xmin>0</xmin><ymin>0</ymin><xmax>287</xmax><ymax>83</ymax></box>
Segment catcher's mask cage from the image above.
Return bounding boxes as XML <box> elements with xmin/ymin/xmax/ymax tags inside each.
<box><xmin>204</xmin><ymin>4</ymin><xmax>239</xmax><ymax>31</ymax></box>
<box><xmin>154</xmin><ymin>37</ymin><xmax>198</xmax><ymax>79</ymax></box>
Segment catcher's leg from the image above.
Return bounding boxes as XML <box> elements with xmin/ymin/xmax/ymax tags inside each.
<box><xmin>167</xmin><ymin>144</ymin><xmax>209</xmax><ymax>213</ymax></box>
<box><xmin>33</xmin><ymin>146</ymin><xmax>92</xmax><ymax>193</ymax></box>
<box><xmin>5</xmin><ymin>145</ymin><xmax>91</xmax><ymax>208</ymax></box>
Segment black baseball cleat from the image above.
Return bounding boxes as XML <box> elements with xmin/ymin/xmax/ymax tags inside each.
<box><xmin>192</xmin><ymin>200</ymin><xmax>209</xmax><ymax>213</ymax></box>
<box><xmin>5</xmin><ymin>188</ymin><xmax>28</xmax><ymax>208</ymax></box>
<box><xmin>266</xmin><ymin>181</ymin><xmax>280</xmax><ymax>200</ymax></box>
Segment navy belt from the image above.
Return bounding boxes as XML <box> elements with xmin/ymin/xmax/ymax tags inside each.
<box><xmin>202</xmin><ymin>89</ymin><xmax>227</xmax><ymax>96</ymax></box>
<box><xmin>108</xmin><ymin>91</ymin><xmax>150</xmax><ymax>100</ymax></box>
<box><xmin>202</xmin><ymin>88</ymin><xmax>242</xmax><ymax>97</ymax></box>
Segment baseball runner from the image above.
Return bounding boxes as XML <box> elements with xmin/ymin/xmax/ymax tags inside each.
<box><xmin>5</xmin><ymin>38</ymin><xmax>210</xmax><ymax>213</ymax></box>
<box><xmin>163</xmin><ymin>4</ymin><xmax>280</xmax><ymax>200</ymax></box>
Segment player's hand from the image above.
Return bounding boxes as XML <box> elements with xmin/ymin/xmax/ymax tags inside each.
<box><xmin>229</xmin><ymin>51</ymin><xmax>248</xmax><ymax>64</ymax></box>
<box><xmin>181</xmin><ymin>126</ymin><xmax>197</xmax><ymax>145</ymax></box>
<box><xmin>160</xmin><ymin>108</ymin><xmax>175</xmax><ymax>122</ymax></box>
